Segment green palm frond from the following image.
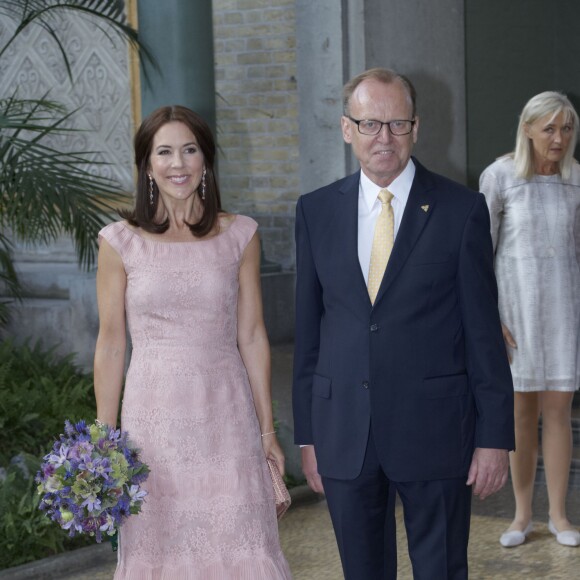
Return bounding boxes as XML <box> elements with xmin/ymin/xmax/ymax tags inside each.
<box><xmin>0</xmin><ymin>96</ymin><xmax>130</xmax><ymax>269</ymax></box>
<box><xmin>0</xmin><ymin>1</ymin><xmax>155</xmax><ymax>81</ymax></box>
<box><xmin>0</xmin><ymin>233</ymin><xmax>20</xmax><ymax>295</ymax></box>
<box><xmin>0</xmin><ymin>233</ymin><xmax>20</xmax><ymax>326</ymax></box>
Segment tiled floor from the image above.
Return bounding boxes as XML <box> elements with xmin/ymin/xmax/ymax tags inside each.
<box><xmin>60</xmin><ymin>483</ymin><xmax>580</xmax><ymax>580</ymax></box>
<box><xmin>281</xmin><ymin>483</ymin><xmax>580</xmax><ymax>580</ymax></box>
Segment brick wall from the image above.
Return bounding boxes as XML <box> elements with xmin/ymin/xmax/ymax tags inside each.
<box><xmin>213</xmin><ymin>0</ymin><xmax>298</xmax><ymax>268</ymax></box>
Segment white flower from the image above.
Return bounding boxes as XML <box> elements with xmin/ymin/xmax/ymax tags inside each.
<box><xmin>127</xmin><ymin>484</ymin><xmax>147</xmax><ymax>505</ymax></box>
<box><xmin>44</xmin><ymin>475</ymin><xmax>63</xmax><ymax>492</ymax></box>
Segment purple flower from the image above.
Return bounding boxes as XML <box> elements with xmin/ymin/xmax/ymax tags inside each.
<box><xmin>93</xmin><ymin>458</ymin><xmax>112</xmax><ymax>480</ymax></box>
<box><xmin>41</xmin><ymin>463</ymin><xmax>56</xmax><ymax>478</ymax></box>
<box><xmin>81</xmin><ymin>516</ymin><xmax>99</xmax><ymax>534</ymax></box>
<box><xmin>39</xmin><ymin>495</ymin><xmax>53</xmax><ymax>511</ymax></box>
<box><xmin>62</xmin><ymin>516</ymin><xmax>83</xmax><ymax>534</ymax></box>
<box><xmin>37</xmin><ymin>420</ymin><xmax>149</xmax><ymax>543</ymax></box>
<box><xmin>127</xmin><ymin>484</ymin><xmax>147</xmax><ymax>505</ymax></box>
<box><xmin>69</xmin><ymin>440</ymin><xmax>93</xmax><ymax>462</ymax></box>
<box><xmin>78</xmin><ymin>459</ymin><xmax>96</xmax><ymax>474</ymax></box>
<box><xmin>81</xmin><ymin>494</ymin><xmax>101</xmax><ymax>513</ymax></box>
<box><xmin>123</xmin><ymin>446</ymin><xmax>141</xmax><ymax>465</ymax></box>
<box><xmin>99</xmin><ymin>514</ymin><xmax>116</xmax><ymax>535</ymax></box>
<box><xmin>108</xmin><ymin>427</ymin><xmax>122</xmax><ymax>443</ymax></box>
<box><xmin>48</xmin><ymin>445</ymin><xmax>70</xmax><ymax>467</ymax></box>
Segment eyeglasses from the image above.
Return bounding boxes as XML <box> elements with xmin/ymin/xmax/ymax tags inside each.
<box><xmin>347</xmin><ymin>117</ymin><xmax>416</xmax><ymax>136</ymax></box>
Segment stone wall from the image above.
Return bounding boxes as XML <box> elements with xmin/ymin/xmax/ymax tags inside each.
<box><xmin>213</xmin><ymin>0</ymin><xmax>299</xmax><ymax>269</ymax></box>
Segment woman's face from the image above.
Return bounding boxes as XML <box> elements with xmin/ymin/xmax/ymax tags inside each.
<box><xmin>148</xmin><ymin>121</ymin><xmax>205</xmax><ymax>203</ymax></box>
<box><xmin>525</xmin><ymin>110</ymin><xmax>574</xmax><ymax>172</ymax></box>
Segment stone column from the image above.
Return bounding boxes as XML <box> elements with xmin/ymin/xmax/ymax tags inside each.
<box><xmin>137</xmin><ymin>0</ymin><xmax>216</xmax><ymax>131</ymax></box>
<box><xmin>295</xmin><ymin>0</ymin><xmax>349</xmax><ymax>194</ymax></box>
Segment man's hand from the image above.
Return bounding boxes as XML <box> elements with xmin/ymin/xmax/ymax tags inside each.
<box><xmin>466</xmin><ymin>447</ymin><xmax>509</xmax><ymax>499</ymax></box>
<box><xmin>301</xmin><ymin>445</ymin><xmax>325</xmax><ymax>494</ymax></box>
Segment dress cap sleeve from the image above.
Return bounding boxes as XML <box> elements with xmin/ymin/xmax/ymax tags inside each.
<box><xmin>98</xmin><ymin>221</ymin><xmax>134</xmax><ymax>259</ymax></box>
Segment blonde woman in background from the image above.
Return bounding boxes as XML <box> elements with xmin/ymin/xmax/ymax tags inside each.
<box><xmin>480</xmin><ymin>91</ymin><xmax>580</xmax><ymax>548</ymax></box>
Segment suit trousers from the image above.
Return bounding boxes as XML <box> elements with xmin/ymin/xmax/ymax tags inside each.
<box><xmin>322</xmin><ymin>428</ymin><xmax>472</xmax><ymax>580</ymax></box>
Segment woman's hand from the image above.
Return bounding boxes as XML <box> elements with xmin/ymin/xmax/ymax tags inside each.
<box><xmin>501</xmin><ymin>322</ymin><xmax>517</xmax><ymax>363</ymax></box>
<box><xmin>261</xmin><ymin>432</ymin><xmax>285</xmax><ymax>477</ymax></box>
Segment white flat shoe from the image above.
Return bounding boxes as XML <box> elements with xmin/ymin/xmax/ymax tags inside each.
<box><xmin>499</xmin><ymin>522</ymin><xmax>533</xmax><ymax>547</ymax></box>
<box><xmin>548</xmin><ymin>519</ymin><xmax>580</xmax><ymax>547</ymax></box>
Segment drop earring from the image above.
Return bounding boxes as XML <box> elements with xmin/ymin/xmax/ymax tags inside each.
<box><xmin>148</xmin><ymin>175</ymin><xmax>154</xmax><ymax>205</ymax></box>
<box><xmin>201</xmin><ymin>168</ymin><xmax>206</xmax><ymax>201</ymax></box>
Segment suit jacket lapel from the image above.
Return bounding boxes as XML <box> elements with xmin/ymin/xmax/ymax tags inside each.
<box><xmin>373</xmin><ymin>160</ymin><xmax>437</xmax><ymax>306</ymax></box>
<box><xmin>334</xmin><ymin>173</ymin><xmax>371</xmax><ymax>307</ymax></box>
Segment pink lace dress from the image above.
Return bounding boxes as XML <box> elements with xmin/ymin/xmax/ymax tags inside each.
<box><xmin>98</xmin><ymin>216</ymin><xmax>292</xmax><ymax>579</ymax></box>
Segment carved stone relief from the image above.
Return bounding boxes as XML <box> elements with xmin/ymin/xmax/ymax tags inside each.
<box><xmin>0</xmin><ymin>10</ymin><xmax>135</xmax><ymax>216</ymax></box>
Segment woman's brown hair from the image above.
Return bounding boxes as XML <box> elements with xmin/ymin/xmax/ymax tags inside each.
<box><xmin>120</xmin><ymin>105</ymin><xmax>222</xmax><ymax>237</ymax></box>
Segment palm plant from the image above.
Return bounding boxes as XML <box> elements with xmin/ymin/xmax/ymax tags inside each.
<box><xmin>0</xmin><ymin>0</ymin><xmax>152</xmax><ymax>325</ymax></box>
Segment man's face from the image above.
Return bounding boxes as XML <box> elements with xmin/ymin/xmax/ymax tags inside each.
<box><xmin>341</xmin><ymin>79</ymin><xmax>419</xmax><ymax>187</ymax></box>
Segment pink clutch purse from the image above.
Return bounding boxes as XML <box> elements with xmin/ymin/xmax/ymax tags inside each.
<box><xmin>267</xmin><ymin>459</ymin><xmax>291</xmax><ymax>519</ymax></box>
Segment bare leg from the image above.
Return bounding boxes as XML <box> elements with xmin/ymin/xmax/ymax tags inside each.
<box><xmin>506</xmin><ymin>392</ymin><xmax>540</xmax><ymax>532</ymax></box>
<box><xmin>540</xmin><ymin>391</ymin><xmax>575</xmax><ymax>531</ymax></box>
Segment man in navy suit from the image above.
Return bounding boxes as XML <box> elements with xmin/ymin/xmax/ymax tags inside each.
<box><xmin>292</xmin><ymin>68</ymin><xmax>515</xmax><ymax>579</ymax></box>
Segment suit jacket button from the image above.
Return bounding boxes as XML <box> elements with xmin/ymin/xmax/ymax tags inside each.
<box><xmin>362</xmin><ymin>381</ymin><xmax>369</xmax><ymax>389</ymax></box>
<box><xmin>370</xmin><ymin>324</ymin><xmax>379</xmax><ymax>332</ymax></box>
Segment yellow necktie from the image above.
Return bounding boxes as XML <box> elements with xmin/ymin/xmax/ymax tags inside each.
<box><xmin>367</xmin><ymin>189</ymin><xmax>394</xmax><ymax>304</ymax></box>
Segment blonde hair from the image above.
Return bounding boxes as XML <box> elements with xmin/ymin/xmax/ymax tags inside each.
<box><xmin>513</xmin><ymin>91</ymin><xmax>579</xmax><ymax>180</ymax></box>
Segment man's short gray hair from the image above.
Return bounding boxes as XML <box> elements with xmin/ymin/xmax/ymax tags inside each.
<box><xmin>342</xmin><ymin>68</ymin><xmax>417</xmax><ymax>118</ymax></box>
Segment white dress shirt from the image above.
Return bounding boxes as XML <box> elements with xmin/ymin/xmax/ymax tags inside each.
<box><xmin>358</xmin><ymin>159</ymin><xmax>416</xmax><ymax>283</ymax></box>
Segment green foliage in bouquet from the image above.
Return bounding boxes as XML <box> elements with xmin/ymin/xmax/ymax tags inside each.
<box><xmin>0</xmin><ymin>340</ymin><xmax>97</xmax><ymax>569</ymax></box>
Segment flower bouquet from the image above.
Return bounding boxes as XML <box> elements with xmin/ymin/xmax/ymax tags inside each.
<box><xmin>36</xmin><ymin>420</ymin><xmax>149</xmax><ymax>544</ymax></box>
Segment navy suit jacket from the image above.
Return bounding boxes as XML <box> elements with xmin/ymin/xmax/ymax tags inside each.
<box><xmin>292</xmin><ymin>159</ymin><xmax>515</xmax><ymax>482</ymax></box>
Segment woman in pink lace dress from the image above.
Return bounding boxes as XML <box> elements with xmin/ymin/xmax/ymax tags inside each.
<box><xmin>94</xmin><ymin>105</ymin><xmax>292</xmax><ymax>579</ymax></box>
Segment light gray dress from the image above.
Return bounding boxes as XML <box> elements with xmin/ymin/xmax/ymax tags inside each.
<box><xmin>480</xmin><ymin>155</ymin><xmax>580</xmax><ymax>392</ymax></box>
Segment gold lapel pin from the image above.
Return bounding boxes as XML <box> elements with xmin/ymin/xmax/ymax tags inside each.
<box><xmin>421</xmin><ymin>205</ymin><xmax>429</xmax><ymax>213</ymax></box>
